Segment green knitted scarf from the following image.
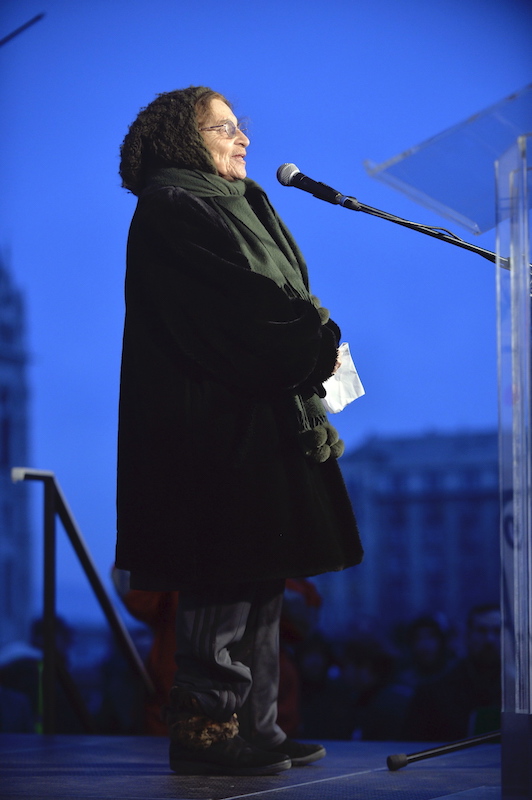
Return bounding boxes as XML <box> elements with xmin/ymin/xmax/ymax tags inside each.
<box><xmin>147</xmin><ymin>168</ymin><xmax>311</xmax><ymax>298</ymax></box>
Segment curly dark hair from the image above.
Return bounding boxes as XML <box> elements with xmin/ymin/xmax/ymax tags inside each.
<box><xmin>119</xmin><ymin>86</ymin><xmax>232</xmax><ymax>196</ymax></box>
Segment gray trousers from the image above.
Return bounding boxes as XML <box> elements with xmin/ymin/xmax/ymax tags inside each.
<box><xmin>173</xmin><ymin>578</ymin><xmax>286</xmax><ymax>748</ymax></box>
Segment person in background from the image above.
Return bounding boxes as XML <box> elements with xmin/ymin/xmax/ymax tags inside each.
<box><xmin>397</xmin><ymin>614</ymin><xmax>453</xmax><ymax>690</ymax></box>
<box><xmin>404</xmin><ymin>604</ymin><xmax>501</xmax><ymax>741</ymax></box>
<box><xmin>112</xmin><ymin>566</ymin><xmax>178</xmax><ymax>736</ymax></box>
<box><xmin>0</xmin><ymin>617</ymin><xmax>81</xmax><ymax>734</ymax></box>
<box><xmin>273</xmin><ymin>578</ymin><xmax>323</xmax><ymax>738</ymax></box>
<box><xmin>0</xmin><ymin>645</ymin><xmax>36</xmax><ymax>733</ymax></box>
<box><xmin>340</xmin><ymin>637</ymin><xmax>398</xmax><ymax>741</ymax></box>
<box><xmin>295</xmin><ymin>633</ymin><xmax>352</xmax><ymax>739</ymax></box>
<box><xmin>116</xmin><ymin>86</ymin><xmax>363</xmax><ymax>776</ymax></box>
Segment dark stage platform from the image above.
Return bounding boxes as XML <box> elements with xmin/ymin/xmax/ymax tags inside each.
<box><xmin>0</xmin><ymin>733</ymin><xmax>501</xmax><ymax>800</ymax></box>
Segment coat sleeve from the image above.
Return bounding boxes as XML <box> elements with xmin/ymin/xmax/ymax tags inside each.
<box><xmin>126</xmin><ymin>185</ymin><xmax>339</xmax><ymax>397</ymax></box>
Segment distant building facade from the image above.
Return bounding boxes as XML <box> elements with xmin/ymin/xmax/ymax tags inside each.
<box><xmin>313</xmin><ymin>431</ymin><xmax>500</xmax><ymax>639</ymax></box>
<box><xmin>0</xmin><ymin>257</ymin><xmax>31</xmax><ymax>647</ymax></box>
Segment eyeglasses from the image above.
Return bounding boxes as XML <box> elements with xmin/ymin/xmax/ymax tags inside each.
<box><xmin>199</xmin><ymin>120</ymin><xmax>248</xmax><ymax>138</ymax></box>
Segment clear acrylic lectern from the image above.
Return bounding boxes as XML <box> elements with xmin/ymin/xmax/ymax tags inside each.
<box><xmin>366</xmin><ymin>85</ymin><xmax>532</xmax><ymax>799</ymax></box>
<box><xmin>496</xmin><ymin>132</ymin><xmax>531</xmax><ymax>799</ymax></box>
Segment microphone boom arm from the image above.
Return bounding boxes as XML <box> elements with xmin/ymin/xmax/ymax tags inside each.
<box><xmin>277</xmin><ymin>163</ymin><xmax>522</xmax><ymax>272</ymax></box>
<box><xmin>338</xmin><ymin>195</ymin><xmax>508</xmax><ymax>269</ymax></box>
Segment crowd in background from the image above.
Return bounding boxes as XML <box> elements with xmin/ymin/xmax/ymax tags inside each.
<box><xmin>291</xmin><ymin>602</ymin><xmax>500</xmax><ymax>742</ymax></box>
<box><xmin>0</xmin><ymin>578</ymin><xmax>501</xmax><ymax>743</ymax></box>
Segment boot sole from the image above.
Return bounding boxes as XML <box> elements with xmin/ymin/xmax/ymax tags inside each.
<box><xmin>170</xmin><ymin>758</ymin><xmax>292</xmax><ymax>776</ymax></box>
<box><xmin>290</xmin><ymin>745</ymin><xmax>327</xmax><ymax>766</ymax></box>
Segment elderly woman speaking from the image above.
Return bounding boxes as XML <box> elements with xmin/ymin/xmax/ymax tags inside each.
<box><xmin>116</xmin><ymin>86</ymin><xmax>363</xmax><ymax>776</ymax></box>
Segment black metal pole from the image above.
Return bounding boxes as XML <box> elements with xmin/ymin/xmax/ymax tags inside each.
<box><xmin>42</xmin><ymin>476</ymin><xmax>57</xmax><ymax>735</ymax></box>
<box><xmin>0</xmin><ymin>13</ymin><xmax>45</xmax><ymax>48</ymax></box>
<box><xmin>341</xmin><ymin>196</ymin><xmax>508</xmax><ymax>268</ymax></box>
<box><xmin>53</xmin><ymin>483</ymin><xmax>155</xmax><ymax>695</ymax></box>
<box><xmin>387</xmin><ymin>730</ymin><xmax>501</xmax><ymax>771</ymax></box>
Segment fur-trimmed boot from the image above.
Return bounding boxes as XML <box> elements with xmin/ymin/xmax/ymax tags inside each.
<box><xmin>163</xmin><ymin>687</ymin><xmax>291</xmax><ymax>776</ymax></box>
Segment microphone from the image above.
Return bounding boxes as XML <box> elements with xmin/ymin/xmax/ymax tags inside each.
<box><xmin>276</xmin><ymin>163</ymin><xmax>346</xmax><ymax>205</ymax></box>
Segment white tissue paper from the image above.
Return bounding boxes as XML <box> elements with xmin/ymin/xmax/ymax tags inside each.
<box><xmin>322</xmin><ymin>342</ymin><xmax>365</xmax><ymax>414</ymax></box>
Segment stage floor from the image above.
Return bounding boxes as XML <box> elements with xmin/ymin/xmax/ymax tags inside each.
<box><xmin>0</xmin><ymin>733</ymin><xmax>501</xmax><ymax>800</ymax></box>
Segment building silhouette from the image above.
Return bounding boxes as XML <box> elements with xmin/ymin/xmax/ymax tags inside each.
<box><xmin>0</xmin><ymin>256</ymin><xmax>32</xmax><ymax>647</ymax></box>
<box><xmin>313</xmin><ymin>430</ymin><xmax>500</xmax><ymax>639</ymax></box>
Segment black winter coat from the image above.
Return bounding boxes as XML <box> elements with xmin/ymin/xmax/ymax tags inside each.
<box><xmin>115</xmin><ymin>176</ymin><xmax>363</xmax><ymax>589</ymax></box>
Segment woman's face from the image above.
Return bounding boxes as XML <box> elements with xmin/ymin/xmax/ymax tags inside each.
<box><xmin>199</xmin><ymin>98</ymin><xmax>250</xmax><ymax>181</ymax></box>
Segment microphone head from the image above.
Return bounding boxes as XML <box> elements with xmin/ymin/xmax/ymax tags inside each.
<box><xmin>277</xmin><ymin>163</ymin><xmax>300</xmax><ymax>187</ymax></box>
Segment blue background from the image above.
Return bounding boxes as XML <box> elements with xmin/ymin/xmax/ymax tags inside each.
<box><xmin>0</xmin><ymin>0</ymin><xmax>530</xmax><ymax>621</ymax></box>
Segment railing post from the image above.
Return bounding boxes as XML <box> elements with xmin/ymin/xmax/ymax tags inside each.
<box><xmin>11</xmin><ymin>466</ymin><xmax>155</xmax><ymax>734</ymax></box>
<box><xmin>42</xmin><ymin>476</ymin><xmax>57</xmax><ymax>735</ymax></box>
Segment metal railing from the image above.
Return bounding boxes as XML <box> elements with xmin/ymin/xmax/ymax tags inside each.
<box><xmin>11</xmin><ymin>467</ymin><xmax>155</xmax><ymax>734</ymax></box>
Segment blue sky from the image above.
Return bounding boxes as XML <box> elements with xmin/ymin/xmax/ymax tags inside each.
<box><xmin>1</xmin><ymin>0</ymin><xmax>530</xmax><ymax>621</ymax></box>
